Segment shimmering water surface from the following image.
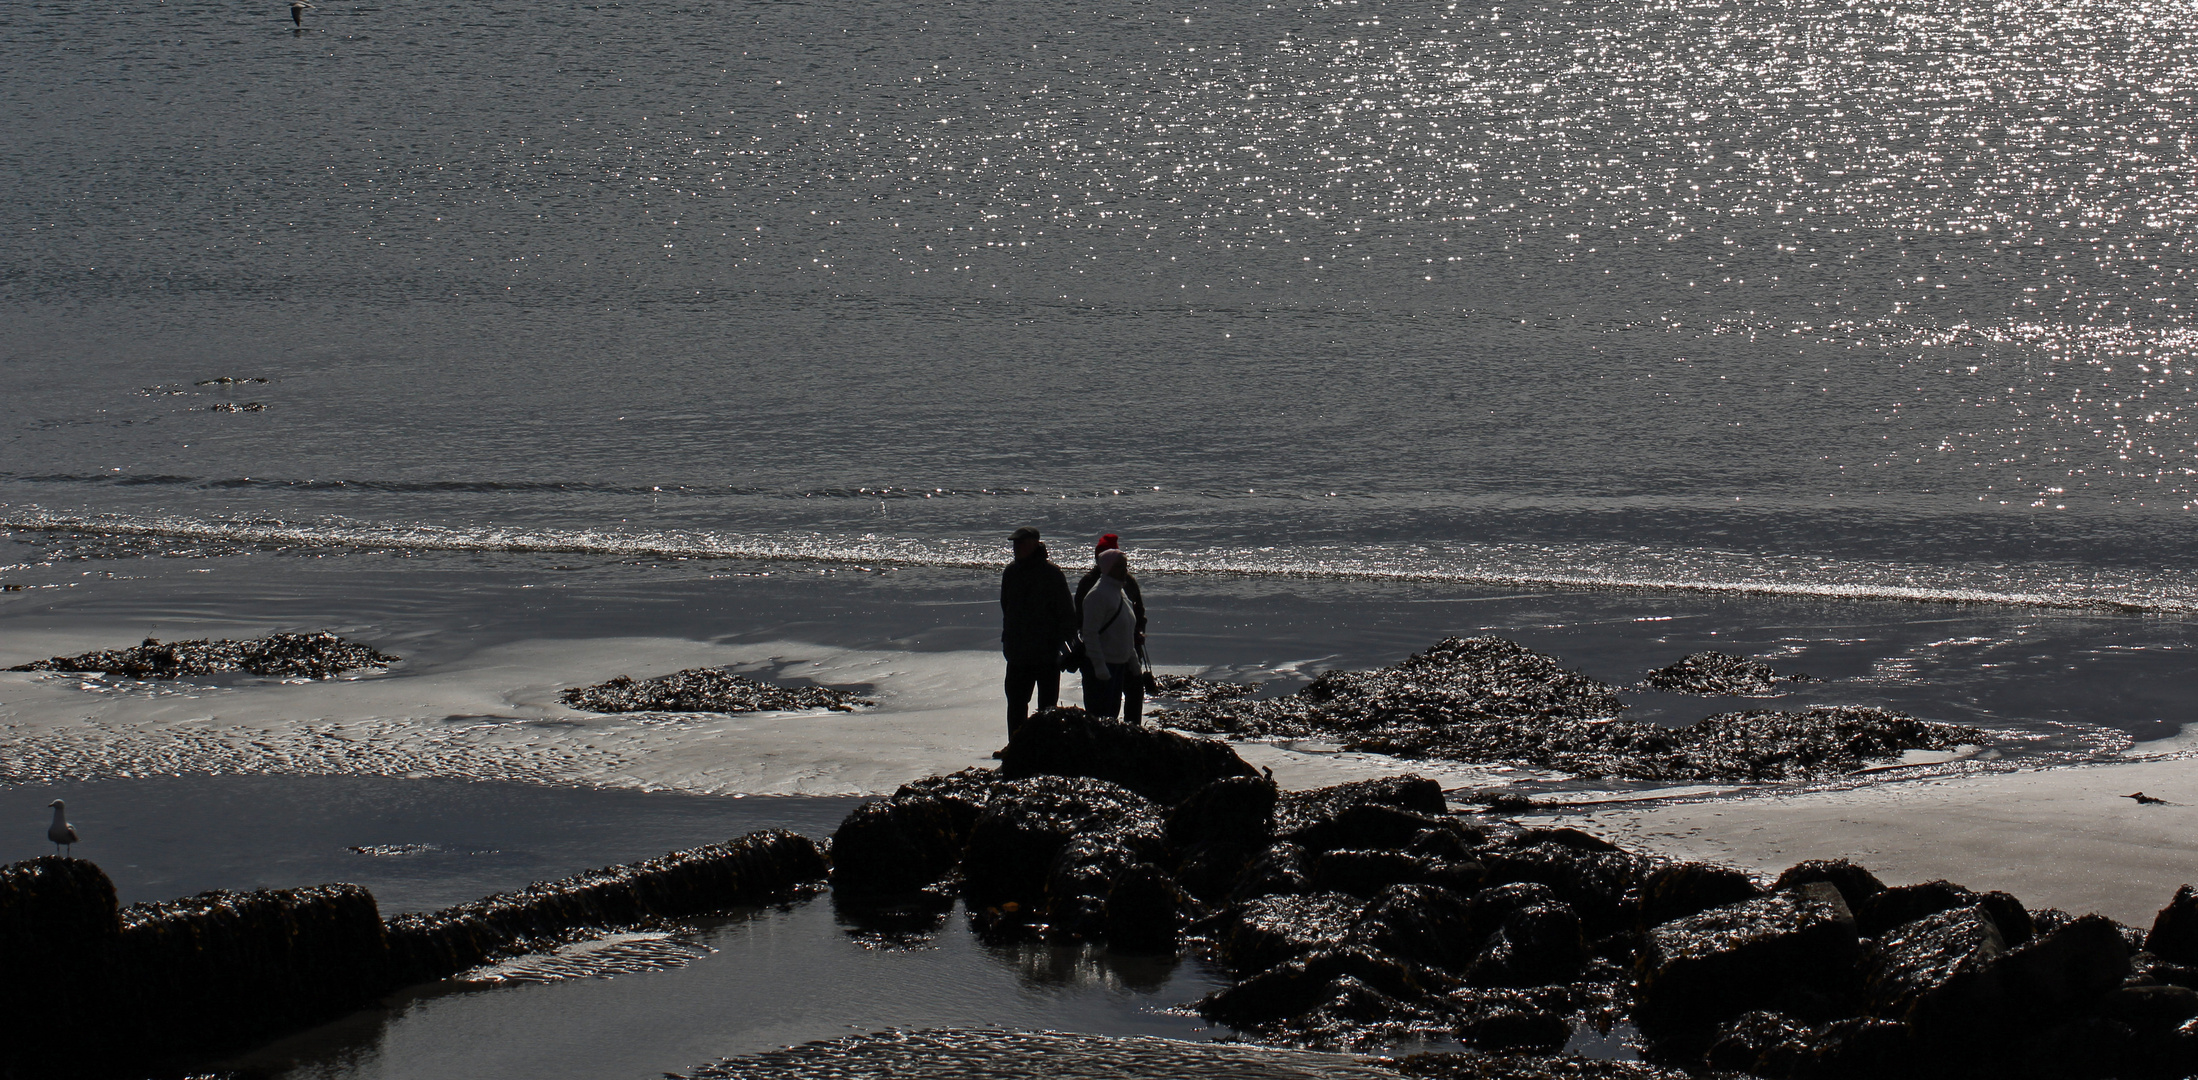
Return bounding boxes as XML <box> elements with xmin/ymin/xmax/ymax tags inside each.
<box><xmin>4</xmin><ymin>0</ymin><xmax>2198</xmax><ymax>607</ymax></box>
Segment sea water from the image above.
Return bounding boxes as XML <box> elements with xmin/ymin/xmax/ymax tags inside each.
<box><xmin>4</xmin><ymin>0</ymin><xmax>2197</xmax><ymax>610</ymax></box>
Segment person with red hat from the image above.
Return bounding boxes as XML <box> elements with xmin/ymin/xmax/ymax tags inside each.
<box><xmin>1075</xmin><ymin>533</ymin><xmax>1148</xmax><ymax>722</ymax></box>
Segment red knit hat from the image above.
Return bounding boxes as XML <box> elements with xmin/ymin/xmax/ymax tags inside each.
<box><xmin>1095</xmin><ymin>533</ymin><xmax>1120</xmax><ymax>554</ymax></box>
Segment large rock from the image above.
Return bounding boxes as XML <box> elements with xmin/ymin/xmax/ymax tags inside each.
<box><xmin>1042</xmin><ymin>830</ymin><xmax>1167</xmax><ymax>941</ymax></box>
<box><xmin>1637</xmin><ymin>862</ymin><xmax>1764</xmax><ymax>930</ymax></box>
<box><xmin>997</xmin><ymin>708</ymin><xmax>1259</xmax><ymax>805</ymax></box>
<box><xmin>2147</xmin><ymin>884</ymin><xmax>2198</xmax><ymax>966</ymax></box>
<box><xmin>1165</xmin><ymin>776</ymin><xmax>1278</xmax><ymax>850</ymax></box>
<box><xmin>1276</xmin><ymin>776</ymin><xmax>1450</xmax><ymax>842</ymax></box>
<box><xmin>1104</xmin><ymin>863</ymin><xmax>1189</xmax><ymax>953</ymax></box>
<box><xmin>1856</xmin><ymin>880</ymin><xmax>1980</xmax><ymax>939</ymax></box>
<box><xmin>1481</xmin><ymin>829</ymin><xmax>1644</xmax><ymax>936</ymax></box>
<box><xmin>960</xmin><ymin>775</ymin><xmax>1160</xmax><ymax>912</ymax></box>
<box><xmin>1220</xmin><ymin>892</ymin><xmax>1367</xmax><ymax>973</ymax></box>
<box><xmin>1467</xmin><ymin>901</ymin><xmax>1588</xmax><ymax>988</ymax></box>
<box><xmin>829</xmin><ymin>793</ymin><xmax>973</xmax><ymax>899</ymax></box>
<box><xmin>1348</xmin><ymin>884</ymin><xmax>1481</xmax><ymax>973</ymax></box>
<box><xmin>1772</xmin><ymin>858</ymin><xmax>1885</xmax><ymax>912</ymax></box>
<box><xmin>1865</xmin><ymin>903</ymin><xmax>2008</xmax><ymax>1022</ymax></box>
<box><xmin>1635</xmin><ymin>883</ymin><xmax>1862</xmax><ymax>1034</ymax></box>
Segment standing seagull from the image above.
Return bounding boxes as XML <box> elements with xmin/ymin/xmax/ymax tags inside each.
<box><xmin>47</xmin><ymin>800</ymin><xmax>77</xmax><ymax>856</ymax></box>
<box><xmin>290</xmin><ymin>1</ymin><xmax>315</xmax><ymax>27</ymax></box>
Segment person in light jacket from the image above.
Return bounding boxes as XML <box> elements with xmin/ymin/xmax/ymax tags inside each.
<box><xmin>1075</xmin><ymin>533</ymin><xmax>1147</xmax><ymax>719</ymax></box>
<box><xmin>1080</xmin><ymin>548</ymin><xmax>1140</xmax><ymax>721</ymax></box>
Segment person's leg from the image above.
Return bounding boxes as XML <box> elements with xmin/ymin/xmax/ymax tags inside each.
<box><xmin>1036</xmin><ymin>662</ymin><xmax>1061</xmax><ymax>713</ymax></box>
<box><xmin>1123</xmin><ymin>663</ymin><xmax>1145</xmax><ymax>725</ymax></box>
<box><xmin>1082</xmin><ymin>659</ymin><xmax>1104</xmax><ymax>712</ymax></box>
<box><xmin>1094</xmin><ymin>661</ymin><xmax>1127</xmax><ymax>720</ymax></box>
<box><xmin>1005</xmin><ymin>659</ymin><xmax>1037</xmax><ymax>736</ymax></box>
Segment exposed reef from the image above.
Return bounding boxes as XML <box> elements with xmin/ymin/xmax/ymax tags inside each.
<box><xmin>680</xmin><ymin>1028</ymin><xmax>1403</xmax><ymax>1079</ymax></box>
<box><xmin>0</xmin><ymin>829</ymin><xmax>827</xmax><ymax>1078</ymax></box>
<box><xmin>1639</xmin><ymin>652</ymin><xmax>1810</xmax><ymax>697</ymax></box>
<box><xmin>1157</xmin><ymin>637</ymin><xmax>1979</xmax><ymax>782</ymax></box>
<box><xmin>8</xmin><ymin>631</ymin><xmax>398</xmax><ymax>679</ymax></box>
<box><xmin>823</xmin><ymin>713</ymin><xmax>2197</xmax><ymax>1079</ymax></box>
<box><xmin>561</xmin><ymin>667</ymin><xmax>874</xmax><ymax>713</ymax></box>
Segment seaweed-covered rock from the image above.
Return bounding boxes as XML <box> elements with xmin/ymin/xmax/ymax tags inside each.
<box><xmin>1480</xmin><ymin>831</ymin><xmax>1644</xmax><ymax>936</ymax></box>
<box><xmin>830</xmin><ymin>793</ymin><xmax>973</xmax><ymax>899</ymax></box>
<box><xmin>1166</xmin><ymin>775</ymin><xmax>1279</xmax><ymax>850</ymax></box>
<box><xmin>960</xmin><ymin>776</ymin><xmax>1159</xmax><ymax>912</ymax></box>
<box><xmin>1199</xmin><ymin>947</ymin><xmax>1446</xmax><ymax>1034</ymax></box>
<box><xmin>2146</xmin><ymin>884</ymin><xmax>2198</xmax><ymax>966</ymax></box>
<box><xmin>10</xmin><ymin>632</ymin><xmax>397</xmax><ymax>679</ymax></box>
<box><xmin>1104</xmin><ymin>862</ymin><xmax>1189</xmax><ymax>953</ymax></box>
<box><xmin>1857</xmin><ymin>880</ymin><xmax>1981</xmax><ymax>939</ymax></box>
<box><xmin>1277</xmin><ymin>775</ymin><xmax>1451</xmax><ymax>842</ymax></box>
<box><xmin>1232</xmin><ymin>841</ymin><xmax>1315</xmax><ymax>902</ymax></box>
<box><xmin>1638</xmin><ymin>862</ymin><xmax>1765</xmax><ymax>930</ymax></box>
<box><xmin>1293</xmin><ymin>804</ymin><xmax>1466</xmax><ymax>856</ymax></box>
<box><xmin>1635</xmin><ymin>883</ymin><xmax>1862</xmax><ymax>1035</ymax></box>
<box><xmin>1161</xmin><ymin>639</ymin><xmax>1973</xmax><ymax>783</ymax></box>
<box><xmin>1043</xmin><ymin>830</ymin><xmax>1167</xmax><ymax>940</ymax></box>
<box><xmin>1772</xmin><ymin>858</ymin><xmax>1886</xmax><ymax>913</ymax></box>
<box><xmin>1640</xmin><ymin>652</ymin><xmax>1808</xmax><ymax>696</ymax></box>
<box><xmin>999</xmin><ymin>708</ymin><xmax>1260</xmax><ymax>805</ymax></box>
<box><xmin>1866</xmin><ymin>904</ymin><xmax>2008</xmax><ymax>1022</ymax></box>
<box><xmin>1468</xmin><ymin>901</ymin><xmax>1588</xmax><ymax>988</ymax></box>
<box><xmin>387</xmin><ymin>828</ymin><xmax>827</xmax><ymax>982</ymax></box>
<box><xmin>561</xmin><ymin>667</ymin><xmax>871</xmax><ymax>713</ymax></box>
<box><xmin>1221</xmin><ymin>892</ymin><xmax>1367</xmax><ymax>973</ymax></box>
<box><xmin>1311</xmin><ymin>850</ymin><xmax>1465</xmax><ymax>899</ymax></box>
<box><xmin>1346</xmin><ymin>884</ymin><xmax>1481</xmax><ymax>974</ymax></box>
<box><xmin>1703</xmin><ymin>1010</ymin><xmax>1818</xmax><ymax>1076</ymax></box>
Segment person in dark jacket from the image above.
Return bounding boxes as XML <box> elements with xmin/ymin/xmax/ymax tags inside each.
<box><xmin>1075</xmin><ymin>533</ymin><xmax>1148</xmax><ymax>722</ymax></box>
<box><xmin>1000</xmin><ymin>526</ymin><xmax>1076</xmax><ymax>736</ymax></box>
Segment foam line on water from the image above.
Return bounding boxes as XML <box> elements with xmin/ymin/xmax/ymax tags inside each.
<box><xmin>6</xmin><ymin>509</ymin><xmax>2193</xmax><ymax>614</ymax></box>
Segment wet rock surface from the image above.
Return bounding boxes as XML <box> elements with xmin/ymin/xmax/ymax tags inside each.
<box><xmin>1639</xmin><ymin>651</ymin><xmax>1809</xmax><ymax>696</ymax></box>
<box><xmin>8</xmin><ymin>631</ymin><xmax>398</xmax><ymax>679</ymax></box>
<box><xmin>560</xmin><ymin>667</ymin><xmax>873</xmax><ymax>713</ymax></box>
<box><xmin>1158</xmin><ymin>637</ymin><xmax>1979</xmax><ymax>782</ymax></box>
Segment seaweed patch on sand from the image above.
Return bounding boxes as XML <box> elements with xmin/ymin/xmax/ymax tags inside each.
<box><xmin>1639</xmin><ymin>652</ymin><xmax>1811</xmax><ymax>697</ymax></box>
<box><xmin>560</xmin><ymin>667</ymin><xmax>874</xmax><ymax>714</ymax></box>
<box><xmin>8</xmin><ymin>632</ymin><xmax>397</xmax><ymax>679</ymax></box>
<box><xmin>1157</xmin><ymin>638</ymin><xmax>1979</xmax><ymax>783</ymax></box>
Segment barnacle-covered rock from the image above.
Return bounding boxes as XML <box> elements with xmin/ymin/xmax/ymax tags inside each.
<box><xmin>560</xmin><ymin>667</ymin><xmax>871</xmax><ymax>713</ymax></box>
<box><xmin>11</xmin><ymin>632</ymin><xmax>397</xmax><ymax>679</ymax></box>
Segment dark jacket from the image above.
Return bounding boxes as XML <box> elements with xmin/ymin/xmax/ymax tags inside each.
<box><xmin>1076</xmin><ymin>567</ymin><xmax>1147</xmax><ymax>635</ymax></box>
<box><xmin>1001</xmin><ymin>544</ymin><xmax>1076</xmax><ymax>661</ymax></box>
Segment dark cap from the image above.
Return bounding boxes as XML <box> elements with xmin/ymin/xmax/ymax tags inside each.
<box><xmin>1010</xmin><ymin>526</ymin><xmax>1041</xmax><ymax>543</ymax></box>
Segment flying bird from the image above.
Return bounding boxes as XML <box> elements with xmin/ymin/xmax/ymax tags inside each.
<box><xmin>46</xmin><ymin>800</ymin><xmax>77</xmax><ymax>856</ymax></box>
<box><xmin>291</xmin><ymin>1</ymin><xmax>316</xmax><ymax>27</ymax></box>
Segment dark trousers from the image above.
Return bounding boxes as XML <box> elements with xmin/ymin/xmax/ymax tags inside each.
<box><xmin>1085</xmin><ymin>660</ymin><xmax>1135</xmax><ymax>721</ymax></box>
<box><xmin>1005</xmin><ymin>656</ymin><xmax>1060</xmax><ymax>736</ymax></box>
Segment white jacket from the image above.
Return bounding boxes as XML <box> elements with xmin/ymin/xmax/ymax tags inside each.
<box><xmin>1081</xmin><ymin>576</ymin><xmax>1139</xmax><ymax>665</ymax></box>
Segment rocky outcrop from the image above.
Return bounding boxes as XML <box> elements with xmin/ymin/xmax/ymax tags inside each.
<box><xmin>1634</xmin><ymin>882</ymin><xmax>1863</xmax><ymax>1036</ymax></box>
<box><xmin>561</xmin><ymin>668</ymin><xmax>871</xmax><ymax>713</ymax></box>
<box><xmin>9</xmin><ymin>631</ymin><xmax>397</xmax><ymax>678</ymax></box>
<box><xmin>1157</xmin><ymin>637</ymin><xmax>1978</xmax><ymax>782</ymax></box>
<box><xmin>998</xmin><ymin>708</ymin><xmax>1261</xmax><ymax>804</ymax></box>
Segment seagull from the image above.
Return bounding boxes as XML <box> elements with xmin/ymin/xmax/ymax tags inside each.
<box><xmin>47</xmin><ymin>800</ymin><xmax>77</xmax><ymax>856</ymax></box>
<box><xmin>290</xmin><ymin>1</ymin><xmax>315</xmax><ymax>26</ymax></box>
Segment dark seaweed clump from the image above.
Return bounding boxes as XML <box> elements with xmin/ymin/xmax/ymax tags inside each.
<box><xmin>1149</xmin><ymin>672</ymin><xmax>1262</xmax><ymax>704</ymax></box>
<box><xmin>562</xmin><ymin>667</ymin><xmax>873</xmax><ymax>714</ymax></box>
<box><xmin>9</xmin><ymin>632</ymin><xmax>397</xmax><ymax>679</ymax></box>
<box><xmin>1158</xmin><ymin>637</ymin><xmax>1979</xmax><ymax>782</ymax></box>
<box><xmin>1641</xmin><ymin>652</ymin><xmax>1810</xmax><ymax>697</ymax></box>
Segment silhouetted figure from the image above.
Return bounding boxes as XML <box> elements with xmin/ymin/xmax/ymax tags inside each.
<box><xmin>1000</xmin><ymin>527</ymin><xmax>1075</xmax><ymax>738</ymax></box>
<box><xmin>1081</xmin><ymin>549</ymin><xmax>1140</xmax><ymax>722</ymax></box>
<box><xmin>1075</xmin><ymin>533</ymin><xmax>1147</xmax><ymax>720</ymax></box>
<box><xmin>47</xmin><ymin>800</ymin><xmax>77</xmax><ymax>856</ymax></box>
